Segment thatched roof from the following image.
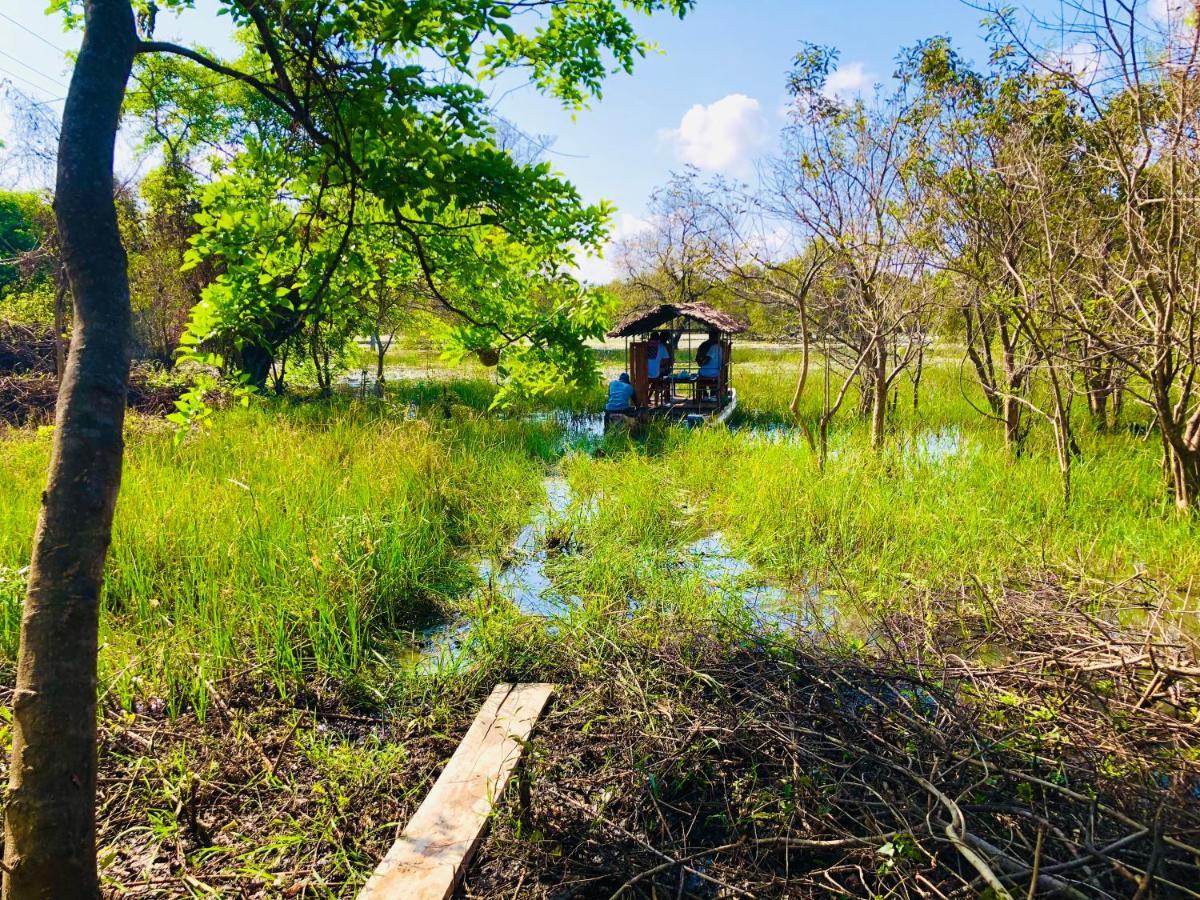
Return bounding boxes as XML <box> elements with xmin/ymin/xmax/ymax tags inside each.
<box><xmin>607</xmin><ymin>302</ymin><xmax>748</xmax><ymax>338</ymax></box>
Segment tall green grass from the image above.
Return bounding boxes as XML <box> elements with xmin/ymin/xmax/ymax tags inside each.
<box><xmin>1</xmin><ymin>353</ymin><xmax>1196</xmax><ymax>714</ymax></box>
<box><xmin>1</xmin><ymin>397</ymin><xmax>554</xmax><ymax>709</ymax></box>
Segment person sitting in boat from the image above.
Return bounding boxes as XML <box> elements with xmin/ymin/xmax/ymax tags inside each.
<box><xmin>646</xmin><ymin>331</ymin><xmax>674</xmax><ymax>403</ymax></box>
<box><xmin>647</xmin><ymin>331</ymin><xmax>673</xmax><ymax>379</ymax></box>
<box><xmin>605</xmin><ymin>372</ymin><xmax>637</xmax><ymax>416</ymax></box>
<box><xmin>696</xmin><ymin>329</ymin><xmax>723</xmax><ymax>378</ymax></box>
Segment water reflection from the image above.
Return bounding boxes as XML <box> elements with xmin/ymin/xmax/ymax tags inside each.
<box><xmin>521</xmin><ymin>411</ymin><xmax>606</xmax><ymax>452</ymax></box>
<box><xmin>908</xmin><ymin>426</ymin><xmax>962</xmax><ymax>461</ymax></box>
<box><xmin>682</xmin><ymin>532</ymin><xmax>854</xmax><ymax>636</ymax></box>
<box><xmin>737</xmin><ymin>422</ymin><xmax>966</xmax><ymax>462</ymax></box>
<box><xmin>476</xmin><ymin>476</ymin><xmax>576</xmax><ymax>618</ymax></box>
<box><xmin>418</xmin><ymin>476</ymin><xmax>577</xmax><ymax>660</ymax></box>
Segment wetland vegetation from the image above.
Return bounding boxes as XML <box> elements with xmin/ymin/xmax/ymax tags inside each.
<box><xmin>3</xmin><ymin>349</ymin><xmax>1198</xmax><ymax>895</ymax></box>
<box><xmin>1</xmin><ymin>0</ymin><xmax>1199</xmax><ymax>896</ymax></box>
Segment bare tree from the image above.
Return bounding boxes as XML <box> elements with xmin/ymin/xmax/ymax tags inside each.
<box><xmin>767</xmin><ymin>45</ymin><xmax>935</xmax><ymax>450</ymax></box>
<box><xmin>615</xmin><ymin>168</ymin><xmax>722</xmax><ymax>308</ymax></box>
<box><xmin>998</xmin><ymin>0</ymin><xmax>1200</xmax><ymax>510</ymax></box>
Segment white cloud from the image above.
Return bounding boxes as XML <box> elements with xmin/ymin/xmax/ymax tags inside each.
<box><xmin>1149</xmin><ymin>0</ymin><xmax>1181</xmax><ymax>21</ymax></box>
<box><xmin>572</xmin><ymin>213</ymin><xmax>653</xmax><ymax>285</ymax></box>
<box><xmin>662</xmin><ymin>93</ymin><xmax>768</xmax><ymax>173</ymax></box>
<box><xmin>823</xmin><ymin>62</ymin><xmax>871</xmax><ymax>99</ymax></box>
<box><xmin>1059</xmin><ymin>41</ymin><xmax>1102</xmax><ymax>84</ymax></box>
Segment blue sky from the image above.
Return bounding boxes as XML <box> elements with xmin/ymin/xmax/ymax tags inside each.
<box><xmin>1</xmin><ymin>0</ymin><xmax>1067</xmax><ymax>279</ymax></box>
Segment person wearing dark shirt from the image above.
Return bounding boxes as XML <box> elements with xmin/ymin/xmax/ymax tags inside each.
<box><xmin>696</xmin><ymin>329</ymin><xmax>723</xmax><ymax>377</ymax></box>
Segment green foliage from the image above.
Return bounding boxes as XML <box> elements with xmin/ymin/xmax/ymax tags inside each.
<box><xmin>115</xmin><ymin>0</ymin><xmax>695</xmax><ymax>406</ymax></box>
<box><xmin>1</xmin><ymin>398</ymin><xmax>554</xmax><ymax>707</ymax></box>
<box><xmin>6</xmin><ymin>352</ymin><xmax>1195</xmax><ymax>711</ymax></box>
<box><xmin>0</xmin><ymin>190</ymin><xmax>52</xmax><ymax>305</ymax></box>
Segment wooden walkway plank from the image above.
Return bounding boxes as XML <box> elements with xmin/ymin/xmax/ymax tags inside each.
<box><xmin>357</xmin><ymin>682</ymin><xmax>555</xmax><ymax>900</ymax></box>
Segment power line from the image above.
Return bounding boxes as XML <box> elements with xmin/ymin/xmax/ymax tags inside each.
<box><xmin>0</xmin><ymin>11</ymin><xmax>69</xmax><ymax>55</ymax></box>
<box><xmin>0</xmin><ymin>64</ymin><xmax>60</xmax><ymax>98</ymax></box>
<box><xmin>0</xmin><ymin>48</ymin><xmax>68</xmax><ymax>90</ymax></box>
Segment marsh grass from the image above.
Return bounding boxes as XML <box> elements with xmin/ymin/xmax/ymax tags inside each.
<box><xmin>3</xmin><ymin>354</ymin><xmax>1195</xmax><ymax>704</ymax></box>
<box><xmin>1</xmin><ymin>396</ymin><xmax>560</xmax><ymax>710</ymax></box>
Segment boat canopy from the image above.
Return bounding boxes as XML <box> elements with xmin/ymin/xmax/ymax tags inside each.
<box><xmin>607</xmin><ymin>302</ymin><xmax>747</xmax><ymax>338</ymax></box>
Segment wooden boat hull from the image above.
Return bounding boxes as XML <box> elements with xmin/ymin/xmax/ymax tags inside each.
<box><xmin>604</xmin><ymin>389</ymin><xmax>737</xmax><ymax>432</ymax></box>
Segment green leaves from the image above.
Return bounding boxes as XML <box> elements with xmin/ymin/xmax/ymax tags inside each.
<box><xmin>126</xmin><ymin>0</ymin><xmax>695</xmax><ymax>404</ymax></box>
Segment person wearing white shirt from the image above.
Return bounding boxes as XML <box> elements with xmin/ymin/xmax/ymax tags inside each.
<box><xmin>647</xmin><ymin>334</ymin><xmax>671</xmax><ymax>379</ymax></box>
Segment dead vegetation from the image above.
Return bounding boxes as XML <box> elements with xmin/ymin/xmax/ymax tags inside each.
<box><xmin>465</xmin><ymin>577</ymin><xmax>1200</xmax><ymax>899</ymax></box>
<box><xmin>0</xmin><ymin>320</ymin><xmax>190</xmax><ymax>426</ymax></box>
<box><xmin>0</xmin><ymin>578</ymin><xmax>1193</xmax><ymax>897</ymax></box>
<box><xmin>0</xmin><ymin>321</ymin><xmax>59</xmax><ymax>376</ymax></box>
<box><xmin>0</xmin><ymin>372</ymin><xmax>186</xmax><ymax>427</ymax></box>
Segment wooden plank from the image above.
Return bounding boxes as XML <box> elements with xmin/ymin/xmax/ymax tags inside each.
<box><xmin>357</xmin><ymin>683</ymin><xmax>555</xmax><ymax>900</ymax></box>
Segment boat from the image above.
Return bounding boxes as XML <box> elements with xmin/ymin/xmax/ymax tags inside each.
<box><xmin>603</xmin><ymin>301</ymin><xmax>745</xmax><ymax>430</ymax></box>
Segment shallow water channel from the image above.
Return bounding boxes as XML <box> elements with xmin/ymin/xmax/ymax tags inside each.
<box><xmin>416</xmin><ymin>474</ymin><xmax>856</xmax><ymax>663</ymax></box>
<box><xmin>405</xmin><ymin>414</ymin><xmax>966</xmax><ymax>662</ymax></box>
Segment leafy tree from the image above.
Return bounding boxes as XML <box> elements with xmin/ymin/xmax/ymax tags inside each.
<box><xmin>7</xmin><ymin>0</ymin><xmax>693</xmax><ymax>894</ymax></box>
<box><xmin>0</xmin><ymin>192</ymin><xmax>46</xmax><ymax>297</ymax></box>
<box><xmin>105</xmin><ymin>164</ymin><xmax>212</xmax><ymax>365</ymax></box>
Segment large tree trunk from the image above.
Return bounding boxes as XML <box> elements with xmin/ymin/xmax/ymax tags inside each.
<box><xmin>3</xmin><ymin>2</ymin><xmax>136</xmax><ymax>896</ymax></box>
<box><xmin>53</xmin><ymin>265</ymin><xmax>68</xmax><ymax>383</ymax></box>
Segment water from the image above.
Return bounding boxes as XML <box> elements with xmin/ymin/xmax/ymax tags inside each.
<box><xmin>476</xmin><ymin>476</ymin><xmax>577</xmax><ymax>618</ymax></box>
<box><xmin>521</xmin><ymin>411</ymin><xmax>606</xmax><ymax>452</ymax></box>
<box><xmin>908</xmin><ymin>426</ymin><xmax>963</xmax><ymax>462</ymax></box>
<box><xmin>418</xmin><ymin>476</ymin><xmax>579</xmax><ymax>660</ymax></box>
<box><xmin>738</xmin><ymin>423</ymin><xmax>808</xmax><ymax>445</ymax></box>
<box><xmin>410</xmin><ymin>410</ymin><xmax>897</xmax><ymax>663</ymax></box>
<box><xmin>415</xmin><ymin>486</ymin><xmax>868</xmax><ymax>663</ymax></box>
<box><xmin>339</xmin><ymin>365</ymin><xmax>471</xmax><ymax>390</ymax></box>
<box><xmin>737</xmin><ymin>422</ymin><xmax>966</xmax><ymax>462</ymax></box>
<box><xmin>681</xmin><ymin>532</ymin><xmax>859</xmax><ymax>636</ymax></box>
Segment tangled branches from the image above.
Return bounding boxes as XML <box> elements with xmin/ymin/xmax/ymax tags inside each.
<box><xmin>0</xmin><ymin>321</ymin><xmax>59</xmax><ymax>376</ymax></box>
<box><xmin>0</xmin><ymin>372</ymin><xmax>187</xmax><ymax>427</ymax></box>
<box><xmin>465</xmin><ymin>578</ymin><xmax>1199</xmax><ymax>898</ymax></box>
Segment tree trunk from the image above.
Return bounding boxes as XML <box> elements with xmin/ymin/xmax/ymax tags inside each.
<box><xmin>270</xmin><ymin>345</ymin><xmax>289</xmax><ymax>396</ymax></box>
<box><xmin>789</xmin><ymin>297</ymin><xmax>811</xmax><ymax>418</ymax></box>
<box><xmin>374</xmin><ymin>331</ymin><xmax>386</xmax><ymax>382</ymax></box>
<box><xmin>237</xmin><ymin>343</ymin><xmax>274</xmax><ymax>392</ymax></box>
<box><xmin>1002</xmin><ymin>395</ymin><xmax>1023</xmax><ymax>453</ymax></box>
<box><xmin>963</xmin><ymin>306</ymin><xmax>1002</xmax><ymax>416</ymax></box>
<box><xmin>911</xmin><ymin>337</ymin><xmax>924</xmax><ymax>412</ymax></box>
<box><xmin>1161</xmin><ymin>404</ymin><xmax>1200</xmax><ymax>512</ymax></box>
<box><xmin>870</xmin><ymin>338</ymin><xmax>887</xmax><ymax>451</ymax></box>
<box><xmin>4</xmin><ymin>2</ymin><xmax>136</xmax><ymax>896</ymax></box>
<box><xmin>1168</xmin><ymin>444</ymin><xmax>1200</xmax><ymax>511</ymax></box>
<box><xmin>997</xmin><ymin>318</ymin><xmax>1030</xmax><ymax>455</ymax></box>
<box><xmin>53</xmin><ymin>265</ymin><xmax>68</xmax><ymax>383</ymax></box>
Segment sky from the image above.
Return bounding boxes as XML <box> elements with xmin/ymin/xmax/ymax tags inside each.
<box><xmin>1</xmin><ymin>0</ymin><xmax>1080</xmax><ymax>281</ymax></box>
